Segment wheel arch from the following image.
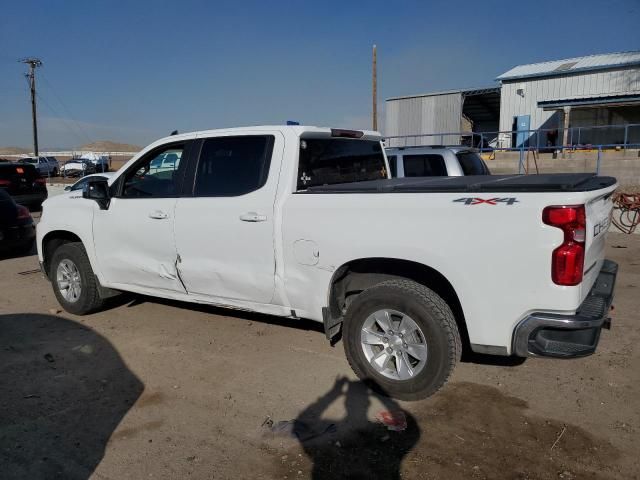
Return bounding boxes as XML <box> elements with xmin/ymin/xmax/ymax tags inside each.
<box><xmin>41</xmin><ymin>230</ymin><xmax>84</xmax><ymax>276</ymax></box>
<box><xmin>325</xmin><ymin>257</ymin><xmax>469</xmax><ymax>347</ymax></box>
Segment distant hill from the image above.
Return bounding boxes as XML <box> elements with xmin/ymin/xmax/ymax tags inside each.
<box><xmin>76</xmin><ymin>141</ymin><xmax>141</xmax><ymax>152</ymax></box>
<box><xmin>0</xmin><ymin>146</ymin><xmax>30</xmax><ymax>155</ymax></box>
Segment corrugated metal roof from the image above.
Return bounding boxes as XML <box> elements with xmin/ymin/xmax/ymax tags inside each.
<box><xmin>386</xmin><ymin>86</ymin><xmax>499</xmax><ymax>102</ymax></box>
<box><xmin>497</xmin><ymin>50</ymin><xmax>640</xmax><ymax>81</ymax></box>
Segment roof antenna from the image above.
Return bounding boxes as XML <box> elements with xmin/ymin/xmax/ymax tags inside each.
<box><xmin>170</xmin><ymin>130</ymin><xmax>178</xmax><ymax>136</ymax></box>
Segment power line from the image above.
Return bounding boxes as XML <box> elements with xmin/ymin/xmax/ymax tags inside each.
<box><xmin>35</xmin><ymin>92</ymin><xmax>88</xmax><ymax>147</ymax></box>
<box><xmin>39</xmin><ymin>71</ymin><xmax>94</xmax><ymax>145</ymax></box>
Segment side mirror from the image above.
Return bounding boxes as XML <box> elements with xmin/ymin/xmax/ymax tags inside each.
<box><xmin>82</xmin><ymin>179</ymin><xmax>110</xmax><ymax>209</ymax></box>
<box><xmin>64</xmin><ymin>185</ymin><xmax>71</xmax><ymax>191</ymax></box>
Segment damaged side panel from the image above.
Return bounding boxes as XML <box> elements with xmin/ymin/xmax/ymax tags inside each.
<box><xmin>92</xmin><ymin>197</ymin><xmax>186</xmax><ymax>293</ymax></box>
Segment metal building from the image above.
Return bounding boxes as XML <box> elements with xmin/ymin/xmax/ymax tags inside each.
<box><xmin>384</xmin><ymin>87</ymin><xmax>500</xmax><ymax>147</ymax></box>
<box><xmin>497</xmin><ymin>51</ymin><xmax>640</xmax><ymax>148</ymax></box>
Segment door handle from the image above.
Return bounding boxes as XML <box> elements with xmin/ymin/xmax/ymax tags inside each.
<box><xmin>239</xmin><ymin>212</ymin><xmax>267</xmax><ymax>222</ymax></box>
<box><xmin>148</xmin><ymin>210</ymin><xmax>168</xmax><ymax>219</ymax></box>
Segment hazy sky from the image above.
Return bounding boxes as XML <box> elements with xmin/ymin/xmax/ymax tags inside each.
<box><xmin>1</xmin><ymin>0</ymin><xmax>638</xmax><ymax>149</ymax></box>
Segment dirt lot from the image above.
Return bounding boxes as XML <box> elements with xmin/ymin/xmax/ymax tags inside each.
<box><xmin>0</xmin><ymin>231</ymin><xmax>638</xmax><ymax>480</ymax></box>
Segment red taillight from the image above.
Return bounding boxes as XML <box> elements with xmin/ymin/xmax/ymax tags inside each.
<box><xmin>16</xmin><ymin>204</ymin><xmax>31</xmax><ymax>220</ymax></box>
<box><xmin>543</xmin><ymin>205</ymin><xmax>586</xmax><ymax>286</ymax></box>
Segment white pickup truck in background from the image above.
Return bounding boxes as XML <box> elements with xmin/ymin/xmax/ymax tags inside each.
<box><xmin>385</xmin><ymin>145</ymin><xmax>491</xmax><ymax>177</ymax></box>
<box><xmin>36</xmin><ymin>125</ymin><xmax>618</xmax><ymax>400</ymax></box>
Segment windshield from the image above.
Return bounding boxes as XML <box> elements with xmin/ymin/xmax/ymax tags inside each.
<box><xmin>297</xmin><ymin>138</ymin><xmax>386</xmax><ymax>190</ymax></box>
<box><xmin>456</xmin><ymin>151</ymin><xmax>491</xmax><ymax>175</ymax></box>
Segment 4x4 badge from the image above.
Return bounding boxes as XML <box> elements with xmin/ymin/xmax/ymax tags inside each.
<box><xmin>454</xmin><ymin>197</ymin><xmax>519</xmax><ymax>205</ymax></box>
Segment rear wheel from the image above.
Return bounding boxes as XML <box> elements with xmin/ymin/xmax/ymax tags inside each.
<box><xmin>50</xmin><ymin>242</ymin><xmax>104</xmax><ymax>315</ymax></box>
<box><xmin>343</xmin><ymin>279</ymin><xmax>461</xmax><ymax>400</ymax></box>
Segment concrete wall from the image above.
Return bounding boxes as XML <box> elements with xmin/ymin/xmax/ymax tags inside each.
<box><xmin>499</xmin><ymin>66</ymin><xmax>640</xmax><ymax>141</ymax></box>
<box><xmin>487</xmin><ymin>149</ymin><xmax>640</xmax><ymax>186</ymax></box>
<box><xmin>385</xmin><ymin>92</ymin><xmax>463</xmax><ymax>146</ymax></box>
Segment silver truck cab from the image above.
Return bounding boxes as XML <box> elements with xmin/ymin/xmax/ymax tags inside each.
<box><xmin>385</xmin><ymin>146</ymin><xmax>490</xmax><ymax>177</ymax></box>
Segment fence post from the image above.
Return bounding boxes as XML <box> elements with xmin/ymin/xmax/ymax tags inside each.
<box><xmin>479</xmin><ymin>133</ymin><xmax>484</xmax><ymax>153</ymax></box>
<box><xmin>518</xmin><ymin>146</ymin><xmax>524</xmax><ymax>174</ymax></box>
<box><xmin>624</xmin><ymin>125</ymin><xmax>628</xmax><ymax>150</ymax></box>
<box><xmin>577</xmin><ymin>127</ymin><xmax>581</xmax><ymax>147</ymax></box>
<box><xmin>596</xmin><ymin>146</ymin><xmax>602</xmax><ymax>175</ymax></box>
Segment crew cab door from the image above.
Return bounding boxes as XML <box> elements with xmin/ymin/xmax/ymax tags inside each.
<box><xmin>173</xmin><ymin>132</ymin><xmax>283</xmax><ymax>304</ymax></box>
<box><xmin>92</xmin><ymin>140</ymin><xmax>192</xmax><ymax>292</ymax></box>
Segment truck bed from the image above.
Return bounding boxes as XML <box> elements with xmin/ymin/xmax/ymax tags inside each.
<box><xmin>304</xmin><ymin>173</ymin><xmax>616</xmax><ymax>194</ymax></box>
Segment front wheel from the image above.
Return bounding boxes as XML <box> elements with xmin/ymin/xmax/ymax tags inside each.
<box><xmin>50</xmin><ymin>242</ymin><xmax>104</xmax><ymax>315</ymax></box>
<box><xmin>343</xmin><ymin>279</ymin><xmax>461</xmax><ymax>401</ymax></box>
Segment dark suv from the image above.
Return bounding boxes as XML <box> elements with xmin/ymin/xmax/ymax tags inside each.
<box><xmin>0</xmin><ymin>188</ymin><xmax>35</xmax><ymax>256</ymax></box>
<box><xmin>0</xmin><ymin>162</ymin><xmax>48</xmax><ymax>209</ymax></box>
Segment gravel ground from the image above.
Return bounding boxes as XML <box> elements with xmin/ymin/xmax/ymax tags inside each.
<box><xmin>0</xmin><ymin>234</ymin><xmax>638</xmax><ymax>480</ymax></box>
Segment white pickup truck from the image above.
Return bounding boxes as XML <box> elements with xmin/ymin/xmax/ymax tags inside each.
<box><xmin>37</xmin><ymin>126</ymin><xmax>618</xmax><ymax>400</ymax></box>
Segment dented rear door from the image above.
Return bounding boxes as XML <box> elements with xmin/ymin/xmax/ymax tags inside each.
<box><xmin>173</xmin><ymin>132</ymin><xmax>284</xmax><ymax>304</ymax></box>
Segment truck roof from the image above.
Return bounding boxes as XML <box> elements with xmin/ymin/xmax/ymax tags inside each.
<box><xmin>154</xmin><ymin>125</ymin><xmax>383</xmax><ymax>145</ymax></box>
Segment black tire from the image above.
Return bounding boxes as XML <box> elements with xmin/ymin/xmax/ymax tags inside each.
<box><xmin>49</xmin><ymin>242</ymin><xmax>104</xmax><ymax>315</ymax></box>
<box><xmin>343</xmin><ymin>279</ymin><xmax>461</xmax><ymax>401</ymax></box>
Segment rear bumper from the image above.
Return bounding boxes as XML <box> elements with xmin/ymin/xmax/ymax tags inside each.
<box><xmin>513</xmin><ymin>260</ymin><xmax>618</xmax><ymax>358</ymax></box>
<box><xmin>12</xmin><ymin>192</ymin><xmax>48</xmax><ymax>207</ymax></box>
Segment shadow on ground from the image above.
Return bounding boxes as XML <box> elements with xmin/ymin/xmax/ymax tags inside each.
<box><xmin>266</xmin><ymin>377</ymin><xmax>420</xmax><ymax>480</ymax></box>
<box><xmin>268</xmin><ymin>379</ymin><xmax>622</xmax><ymax>480</ymax></box>
<box><xmin>0</xmin><ymin>313</ymin><xmax>143</xmax><ymax>479</ymax></box>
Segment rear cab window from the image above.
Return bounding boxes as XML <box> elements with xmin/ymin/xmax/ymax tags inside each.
<box><xmin>456</xmin><ymin>151</ymin><xmax>490</xmax><ymax>175</ymax></box>
<box><xmin>193</xmin><ymin>135</ymin><xmax>274</xmax><ymax>197</ymax></box>
<box><xmin>403</xmin><ymin>154</ymin><xmax>447</xmax><ymax>177</ymax></box>
<box><xmin>297</xmin><ymin>138</ymin><xmax>386</xmax><ymax>190</ymax></box>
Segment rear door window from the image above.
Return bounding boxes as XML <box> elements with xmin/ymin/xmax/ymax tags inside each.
<box><xmin>297</xmin><ymin>138</ymin><xmax>386</xmax><ymax>190</ymax></box>
<box><xmin>193</xmin><ymin>135</ymin><xmax>274</xmax><ymax>197</ymax></box>
<box><xmin>403</xmin><ymin>154</ymin><xmax>447</xmax><ymax>177</ymax></box>
<box><xmin>456</xmin><ymin>151</ymin><xmax>490</xmax><ymax>175</ymax></box>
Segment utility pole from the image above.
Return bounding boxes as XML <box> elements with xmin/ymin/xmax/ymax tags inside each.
<box><xmin>372</xmin><ymin>44</ymin><xmax>377</xmax><ymax>131</ymax></box>
<box><xmin>21</xmin><ymin>58</ymin><xmax>42</xmax><ymax>156</ymax></box>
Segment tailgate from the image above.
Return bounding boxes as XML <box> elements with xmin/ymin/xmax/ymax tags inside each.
<box><xmin>582</xmin><ymin>187</ymin><xmax>616</xmax><ymax>299</ymax></box>
<box><xmin>0</xmin><ymin>164</ymin><xmax>41</xmax><ymax>195</ymax></box>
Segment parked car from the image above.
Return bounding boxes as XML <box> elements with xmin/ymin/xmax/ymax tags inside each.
<box><xmin>79</xmin><ymin>153</ymin><xmax>110</xmax><ymax>172</ymax></box>
<box><xmin>60</xmin><ymin>159</ymin><xmax>96</xmax><ymax>177</ymax></box>
<box><xmin>45</xmin><ymin>156</ymin><xmax>60</xmax><ymax>174</ymax></box>
<box><xmin>0</xmin><ymin>188</ymin><xmax>35</xmax><ymax>256</ymax></box>
<box><xmin>18</xmin><ymin>156</ymin><xmax>58</xmax><ymax>176</ymax></box>
<box><xmin>385</xmin><ymin>146</ymin><xmax>491</xmax><ymax>177</ymax></box>
<box><xmin>64</xmin><ymin>172</ymin><xmax>115</xmax><ymax>192</ymax></box>
<box><xmin>37</xmin><ymin>126</ymin><xmax>618</xmax><ymax>400</ymax></box>
<box><xmin>0</xmin><ymin>162</ymin><xmax>48</xmax><ymax>209</ymax></box>
<box><xmin>149</xmin><ymin>151</ymin><xmax>181</xmax><ymax>175</ymax></box>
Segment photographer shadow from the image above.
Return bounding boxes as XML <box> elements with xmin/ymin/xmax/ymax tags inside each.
<box><xmin>0</xmin><ymin>313</ymin><xmax>143</xmax><ymax>479</ymax></box>
<box><xmin>293</xmin><ymin>377</ymin><xmax>420</xmax><ymax>480</ymax></box>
